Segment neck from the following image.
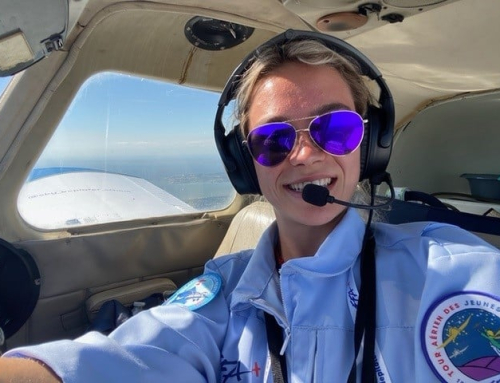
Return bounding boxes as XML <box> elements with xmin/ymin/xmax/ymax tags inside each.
<box><xmin>276</xmin><ymin>210</ymin><xmax>346</xmax><ymax>262</ymax></box>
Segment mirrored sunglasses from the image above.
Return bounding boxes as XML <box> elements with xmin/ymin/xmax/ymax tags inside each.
<box><xmin>245</xmin><ymin>110</ymin><xmax>365</xmax><ymax>167</ymax></box>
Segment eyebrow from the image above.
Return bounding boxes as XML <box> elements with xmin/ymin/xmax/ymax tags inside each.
<box><xmin>259</xmin><ymin>102</ymin><xmax>354</xmax><ymax>125</ymax></box>
<box><xmin>314</xmin><ymin>102</ymin><xmax>353</xmax><ymax>116</ymax></box>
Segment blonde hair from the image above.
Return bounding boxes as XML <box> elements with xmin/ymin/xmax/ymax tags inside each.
<box><xmin>235</xmin><ymin>38</ymin><xmax>371</xmax><ymax>136</ymax></box>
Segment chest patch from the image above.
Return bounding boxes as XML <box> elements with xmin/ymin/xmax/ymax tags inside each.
<box><xmin>421</xmin><ymin>291</ymin><xmax>500</xmax><ymax>382</ymax></box>
<box><xmin>165</xmin><ymin>273</ymin><xmax>222</xmax><ymax>311</ymax></box>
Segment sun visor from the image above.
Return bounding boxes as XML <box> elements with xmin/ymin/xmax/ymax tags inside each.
<box><xmin>0</xmin><ymin>0</ymin><xmax>68</xmax><ymax>77</ymax></box>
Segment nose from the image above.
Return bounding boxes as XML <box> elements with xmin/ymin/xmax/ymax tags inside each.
<box><xmin>288</xmin><ymin>129</ymin><xmax>326</xmax><ymax>166</ymax></box>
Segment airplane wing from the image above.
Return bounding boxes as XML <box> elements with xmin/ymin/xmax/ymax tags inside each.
<box><xmin>18</xmin><ymin>169</ymin><xmax>197</xmax><ymax>229</ymax></box>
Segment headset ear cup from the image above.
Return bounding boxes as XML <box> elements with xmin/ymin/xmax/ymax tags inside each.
<box><xmin>360</xmin><ymin>105</ymin><xmax>392</xmax><ymax>181</ymax></box>
<box><xmin>224</xmin><ymin>126</ymin><xmax>261</xmax><ymax>195</ymax></box>
<box><xmin>359</xmin><ymin>121</ymin><xmax>369</xmax><ymax>181</ymax></box>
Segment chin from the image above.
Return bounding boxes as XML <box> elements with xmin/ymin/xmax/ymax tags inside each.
<box><xmin>300</xmin><ymin>205</ymin><xmax>347</xmax><ymax>226</ymax></box>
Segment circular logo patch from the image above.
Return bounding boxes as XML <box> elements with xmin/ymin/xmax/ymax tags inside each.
<box><xmin>421</xmin><ymin>291</ymin><xmax>500</xmax><ymax>382</ymax></box>
<box><xmin>165</xmin><ymin>273</ymin><xmax>222</xmax><ymax>311</ymax></box>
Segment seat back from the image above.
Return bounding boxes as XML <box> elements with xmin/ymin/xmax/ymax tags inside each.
<box><xmin>215</xmin><ymin>201</ymin><xmax>275</xmax><ymax>257</ymax></box>
<box><xmin>386</xmin><ymin>198</ymin><xmax>500</xmax><ymax>248</ymax></box>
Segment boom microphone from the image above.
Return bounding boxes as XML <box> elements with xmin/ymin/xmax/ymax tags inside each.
<box><xmin>302</xmin><ymin>184</ymin><xmax>335</xmax><ymax>207</ymax></box>
<box><xmin>302</xmin><ymin>183</ymin><xmax>394</xmax><ymax>210</ymax></box>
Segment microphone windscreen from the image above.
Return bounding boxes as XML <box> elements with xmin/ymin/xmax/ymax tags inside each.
<box><xmin>302</xmin><ymin>184</ymin><xmax>330</xmax><ymax>207</ymax></box>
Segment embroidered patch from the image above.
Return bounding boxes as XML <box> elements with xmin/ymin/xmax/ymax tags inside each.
<box><xmin>421</xmin><ymin>291</ymin><xmax>500</xmax><ymax>382</ymax></box>
<box><xmin>165</xmin><ymin>273</ymin><xmax>222</xmax><ymax>311</ymax></box>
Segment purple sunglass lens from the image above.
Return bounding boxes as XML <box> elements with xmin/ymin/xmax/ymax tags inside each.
<box><xmin>247</xmin><ymin>123</ymin><xmax>296</xmax><ymax>166</ymax></box>
<box><xmin>309</xmin><ymin>111</ymin><xmax>364</xmax><ymax>155</ymax></box>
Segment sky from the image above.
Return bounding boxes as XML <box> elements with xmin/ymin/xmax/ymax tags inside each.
<box><xmin>0</xmin><ymin>71</ymin><xmax>235</xmax><ymax>181</ymax></box>
<box><xmin>35</xmin><ymin>72</ymin><xmax>228</xmax><ymax>162</ymax></box>
<box><xmin>0</xmin><ymin>76</ymin><xmax>11</xmax><ymax>95</ymax></box>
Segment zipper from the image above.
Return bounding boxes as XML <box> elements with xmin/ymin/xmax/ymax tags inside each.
<box><xmin>249</xmin><ymin>296</ymin><xmax>291</xmax><ymax>355</ymax></box>
<box><xmin>280</xmin><ymin>327</ymin><xmax>291</xmax><ymax>355</ymax></box>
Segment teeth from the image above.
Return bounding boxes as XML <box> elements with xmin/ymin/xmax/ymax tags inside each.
<box><xmin>288</xmin><ymin>178</ymin><xmax>332</xmax><ymax>192</ymax></box>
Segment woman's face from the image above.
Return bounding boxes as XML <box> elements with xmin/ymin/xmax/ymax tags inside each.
<box><xmin>247</xmin><ymin>61</ymin><xmax>361</xmax><ymax>229</ymax></box>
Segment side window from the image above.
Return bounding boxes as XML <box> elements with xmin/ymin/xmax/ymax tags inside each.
<box><xmin>0</xmin><ymin>76</ymin><xmax>12</xmax><ymax>97</ymax></box>
<box><xmin>18</xmin><ymin>72</ymin><xmax>236</xmax><ymax>229</ymax></box>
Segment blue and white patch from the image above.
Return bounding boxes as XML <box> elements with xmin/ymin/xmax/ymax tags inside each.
<box><xmin>165</xmin><ymin>273</ymin><xmax>222</xmax><ymax>311</ymax></box>
<box><xmin>421</xmin><ymin>291</ymin><xmax>500</xmax><ymax>382</ymax></box>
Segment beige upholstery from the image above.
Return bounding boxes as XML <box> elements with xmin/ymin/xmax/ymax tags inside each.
<box><xmin>215</xmin><ymin>201</ymin><xmax>275</xmax><ymax>257</ymax></box>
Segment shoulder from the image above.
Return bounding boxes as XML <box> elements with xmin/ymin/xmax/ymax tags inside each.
<box><xmin>158</xmin><ymin>250</ymin><xmax>253</xmax><ymax>314</ymax></box>
<box><xmin>372</xmin><ymin>221</ymin><xmax>500</xmax><ymax>305</ymax></box>
<box><xmin>371</xmin><ymin>221</ymin><xmax>500</xmax><ymax>283</ymax></box>
<box><xmin>373</xmin><ymin>220</ymin><xmax>498</xmax><ymax>254</ymax></box>
<box><xmin>204</xmin><ymin>250</ymin><xmax>254</xmax><ymax>297</ymax></box>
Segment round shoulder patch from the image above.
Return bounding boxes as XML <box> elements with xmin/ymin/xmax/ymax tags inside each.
<box><xmin>421</xmin><ymin>291</ymin><xmax>500</xmax><ymax>382</ymax></box>
<box><xmin>165</xmin><ymin>273</ymin><xmax>222</xmax><ymax>311</ymax></box>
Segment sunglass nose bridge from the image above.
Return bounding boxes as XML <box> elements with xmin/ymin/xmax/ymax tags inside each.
<box><xmin>294</xmin><ymin>128</ymin><xmax>316</xmax><ymax>146</ymax></box>
<box><xmin>288</xmin><ymin>128</ymin><xmax>326</xmax><ymax>161</ymax></box>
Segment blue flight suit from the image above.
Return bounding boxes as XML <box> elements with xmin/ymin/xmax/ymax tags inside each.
<box><xmin>5</xmin><ymin>208</ymin><xmax>500</xmax><ymax>382</ymax></box>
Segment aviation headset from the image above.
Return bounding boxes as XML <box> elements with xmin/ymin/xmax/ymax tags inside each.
<box><xmin>214</xmin><ymin>29</ymin><xmax>395</xmax><ymax>195</ymax></box>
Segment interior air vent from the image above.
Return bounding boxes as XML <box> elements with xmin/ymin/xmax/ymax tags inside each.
<box><xmin>184</xmin><ymin>17</ymin><xmax>254</xmax><ymax>51</ymax></box>
<box><xmin>316</xmin><ymin>12</ymin><xmax>368</xmax><ymax>32</ymax></box>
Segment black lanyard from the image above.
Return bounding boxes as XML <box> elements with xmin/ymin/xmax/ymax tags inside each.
<box><xmin>348</xmin><ymin>228</ymin><xmax>376</xmax><ymax>383</ymax></box>
<box><xmin>264</xmin><ymin>312</ymin><xmax>288</xmax><ymax>383</ymax></box>
<box><xmin>264</xmin><ymin>228</ymin><xmax>376</xmax><ymax>383</ymax></box>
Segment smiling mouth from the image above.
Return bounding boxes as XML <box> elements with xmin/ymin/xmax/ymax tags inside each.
<box><xmin>287</xmin><ymin>178</ymin><xmax>332</xmax><ymax>192</ymax></box>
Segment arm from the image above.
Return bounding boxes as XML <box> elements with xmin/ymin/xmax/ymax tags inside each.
<box><xmin>2</xmin><ymin>278</ymin><xmax>229</xmax><ymax>382</ymax></box>
<box><xmin>0</xmin><ymin>357</ymin><xmax>61</xmax><ymax>383</ymax></box>
<box><xmin>2</xmin><ymin>306</ymin><xmax>226</xmax><ymax>383</ymax></box>
<box><xmin>1</xmin><ymin>270</ymin><xmax>233</xmax><ymax>382</ymax></box>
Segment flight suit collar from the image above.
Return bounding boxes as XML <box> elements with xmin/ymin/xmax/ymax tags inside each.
<box><xmin>230</xmin><ymin>208</ymin><xmax>365</xmax><ymax>324</ymax></box>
